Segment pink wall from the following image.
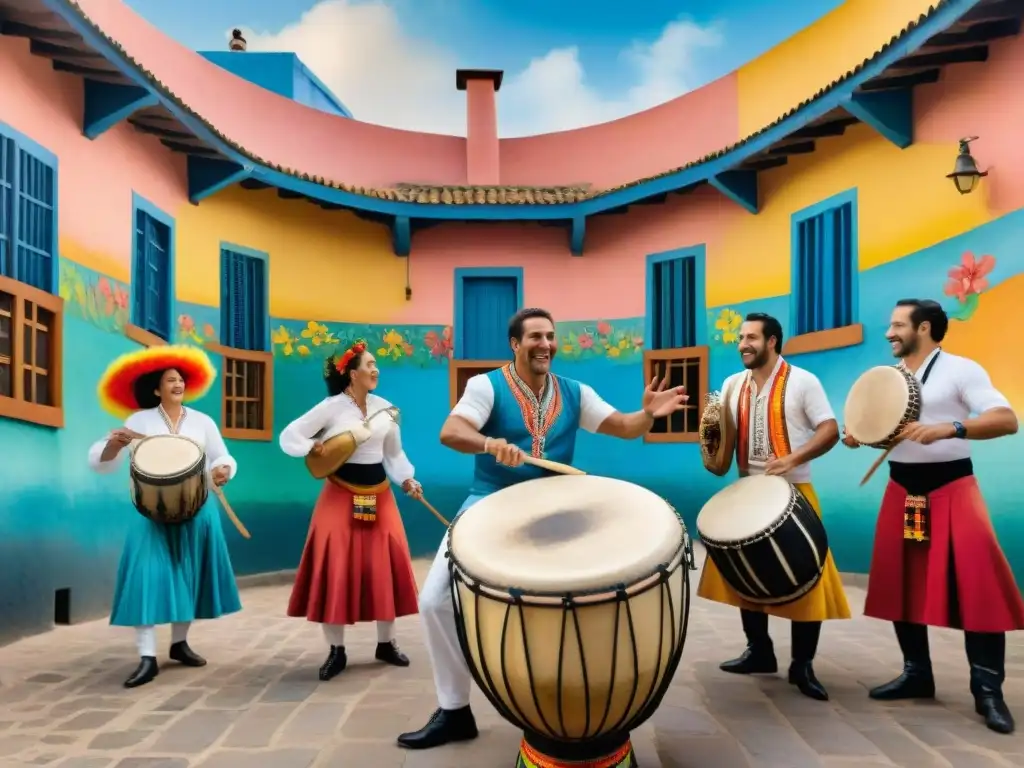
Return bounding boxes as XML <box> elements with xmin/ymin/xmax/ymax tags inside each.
<box><xmin>0</xmin><ymin>35</ymin><xmax>185</xmax><ymax>279</ymax></box>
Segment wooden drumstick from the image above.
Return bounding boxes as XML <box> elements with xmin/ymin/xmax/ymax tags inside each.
<box><xmin>522</xmin><ymin>455</ymin><xmax>587</xmax><ymax>475</ymax></box>
<box><xmin>418</xmin><ymin>496</ymin><xmax>450</xmax><ymax>527</ymax></box>
<box><xmin>859</xmin><ymin>433</ymin><xmax>907</xmax><ymax>486</ymax></box>
<box><xmin>212</xmin><ymin>485</ymin><xmax>251</xmax><ymax>539</ymax></box>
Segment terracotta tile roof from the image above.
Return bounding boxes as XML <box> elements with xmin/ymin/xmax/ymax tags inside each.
<box><xmin>60</xmin><ymin>0</ymin><xmax>958</xmax><ymax>206</ymax></box>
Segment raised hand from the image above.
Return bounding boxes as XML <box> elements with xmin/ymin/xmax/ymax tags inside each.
<box><xmin>641</xmin><ymin>375</ymin><xmax>688</xmax><ymax>419</ymax></box>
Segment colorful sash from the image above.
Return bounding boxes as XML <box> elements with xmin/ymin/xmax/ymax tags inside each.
<box><xmin>502</xmin><ymin>363</ymin><xmax>564</xmax><ymax>458</ymax></box>
<box><xmin>328</xmin><ymin>477</ymin><xmax>390</xmax><ymax>523</ymax></box>
<box><xmin>736</xmin><ymin>360</ymin><xmax>792</xmax><ymax>474</ymax></box>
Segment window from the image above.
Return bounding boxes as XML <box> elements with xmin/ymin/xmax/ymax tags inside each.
<box><xmin>127</xmin><ymin>194</ymin><xmax>173</xmax><ymax>347</ymax></box>
<box><xmin>451</xmin><ymin>267</ymin><xmax>522</xmax><ymax>406</ymax></box>
<box><xmin>786</xmin><ymin>190</ymin><xmax>863</xmax><ymax>355</ymax></box>
<box><xmin>0</xmin><ymin>125</ymin><xmax>63</xmax><ymax>428</ymax></box>
<box><xmin>644</xmin><ymin>247</ymin><xmax>708</xmax><ymax>444</ymax></box>
<box><xmin>209</xmin><ymin>244</ymin><xmax>272</xmax><ymax>441</ymax></box>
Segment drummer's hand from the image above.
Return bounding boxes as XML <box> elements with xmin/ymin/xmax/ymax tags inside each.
<box><xmin>841</xmin><ymin>426</ymin><xmax>860</xmax><ymax>448</ymax></box>
<box><xmin>308</xmin><ymin>441</ymin><xmax>325</xmax><ymax>457</ymax></box>
<box><xmin>642</xmin><ymin>376</ymin><xmax>688</xmax><ymax>418</ymax></box>
<box><xmin>899</xmin><ymin>421</ymin><xmax>956</xmax><ymax>445</ymax></box>
<box><xmin>402</xmin><ymin>478</ymin><xmax>423</xmax><ymax>500</ymax></box>
<box><xmin>108</xmin><ymin>428</ymin><xmax>137</xmax><ymax>447</ymax></box>
<box><xmin>486</xmin><ymin>437</ymin><xmax>525</xmax><ymax>467</ymax></box>
<box><xmin>764</xmin><ymin>454</ymin><xmax>798</xmax><ymax>476</ymax></box>
<box><xmin>211</xmin><ymin>466</ymin><xmax>231</xmax><ymax>486</ymax></box>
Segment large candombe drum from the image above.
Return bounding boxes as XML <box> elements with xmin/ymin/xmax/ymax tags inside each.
<box><xmin>844</xmin><ymin>365</ymin><xmax>921</xmax><ymax>449</ymax></box>
<box><xmin>129</xmin><ymin>434</ymin><xmax>208</xmax><ymax>525</ymax></box>
<box><xmin>697</xmin><ymin>474</ymin><xmax>829</xmax><ymax>606</ymax></box>
<box><xmin>447</xmin><ymin>475</ymin><xmax>692</xmax><ymax>767</ymax></box>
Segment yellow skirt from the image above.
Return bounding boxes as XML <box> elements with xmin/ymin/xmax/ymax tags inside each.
<box><xmin>696</xmin><ymin>483</ymin><xmax>852</xmax><ymax>622</ymax></box>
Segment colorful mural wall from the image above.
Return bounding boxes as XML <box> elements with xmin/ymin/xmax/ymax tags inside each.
<box><xmin>2</xmin><ymin>0</ymin><xmax>1024</xmax><ymax>645</ymax></box>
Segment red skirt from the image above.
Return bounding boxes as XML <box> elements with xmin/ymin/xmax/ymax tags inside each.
<box><xmin>863</xmin><ymin>475</ymin><xmax>1024</xmax><ymax>632</ymax></box>
<box><xmin>287</xmin><ymin>480</ymin><xmax>419</xmax><ymax>625</ymax></box>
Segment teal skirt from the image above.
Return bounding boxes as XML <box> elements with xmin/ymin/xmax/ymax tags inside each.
<box><xmin>109</xmin><ymin>497</ymin><xmax>242</xmax><ymax>627</ymax></box>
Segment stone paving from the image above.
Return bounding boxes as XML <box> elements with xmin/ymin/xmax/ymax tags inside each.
<box><xmin>0</xmin><ymin>555</ymin><xmax>1022</xmax><ymax>768</ymax></box>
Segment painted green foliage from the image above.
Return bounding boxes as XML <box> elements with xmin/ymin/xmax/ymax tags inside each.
<box><xmin>58</xmin><ymin>262</ymin><xmax>129</xmax><ymax>333</ymax></box>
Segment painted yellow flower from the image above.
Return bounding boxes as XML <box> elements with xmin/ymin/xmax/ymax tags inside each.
<box><xmin>383</xmin><ymin>329</ymin><xmax>405</xmax><ymax>347</ymax></box>
<box><xmin>271</xmin><ymin>325</ymin><xmax>297</xmax><ymax>356</ymax></box>
<box><xmin>563</xmin><ymin>344</ymin><xmax>574</xmax><ymax>354</ymax></box>
<box><xmin>377</xmin><ymin>347</ymin><xmax>389</xmax><ymax>356</ymax></box>
<box><xmin>297</xmin><ymin>345</ymin><xmax>310</xmax><ymax>356</ymax></box>
<box><xmin>608</xmin><ymin>347</ymin><xmax>621</xmax><ymax>358</ymax></box>
<box><xmin>617</xmin><ymin>338</ymin><xmax>628</xmax><ymax>349</ymax></box>
<box><xmin>715</xmin><ymin>308</ymin><xmax>742</xmax><ymax>344</ymax></box>
<box><xmin>299</xmin><ymin>320</ymin><xmax>337</xmax><ymax>347</ymax></box>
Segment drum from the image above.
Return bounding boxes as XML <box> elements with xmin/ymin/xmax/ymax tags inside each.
<box><xmin>129</xmin><ymin>435</ymin><xmax>208</xmax><ymax>525</ymax></box>
<box><xmin>844</xmin><ymin>365</ymin><xmax>921</xmax><ymax>449</ymax></box>
<box><xmin>698</xmin><ymin>378</ymin><xmax>737</xmax><ymax>477</ymax></box>
<box><xmin>304</xmin><ymin>406</ymin><xmax>398</xmax><ymax>479</ymax></box>
<box><xmin>447</xmin><ymin>475</ymin><xmax>692</xmax><ymax>768</ymax></box>
<box><xmin>697</xmin><ymin>475</ymin><xmax>828</xmax><ymax>606</ymax></box>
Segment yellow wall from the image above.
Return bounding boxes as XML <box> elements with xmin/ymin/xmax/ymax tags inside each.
<box><xmin>736</xmin><ymin>0</ymin><xmax>945</xmax><ymax>136</ymax></box>
<box><xmin>173</xmin><ymin>186</ymin><xmax>406</xmax><ymax>321</ymax></box>
<box><xmin>708</xmin><ymin>123</ymin><xmax>992</xmax><ymax>307</ymax></box>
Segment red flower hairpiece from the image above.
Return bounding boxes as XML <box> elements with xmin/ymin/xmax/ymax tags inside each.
<box><xmin>335</xmin><ymin>341</ymin><xmax>367</xmax><ymax>373</ymax></box>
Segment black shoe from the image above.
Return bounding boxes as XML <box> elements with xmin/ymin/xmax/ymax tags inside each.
<box><xmin>375</xmin><ymin>640</ymin><xmax>410</xmax><ymax>667</ymax></box>
<box><xmin>720</xmin><ymin>646</ymin><xmax>778</xmax><ymax>675</ymax></box>
<box><xmin>788</xmin><ymin>661</ymin><xmax>829</xmax><ymax>701</ymax></box>
<box><xmin>397</xmin><ymin>706</ymin><xmax>479</xmax><ymax>749</ymax></box>
<box><xmin>124</xmin><ymin>656</ymin><xmax>159</xmax><ymax>688</ymax></box>
<box><xmin>169</xmin><ymin>641</ymin><xmax>207</xmax><ymax>667</ymax></box>
<box><xmin>319</xmin><ymin>645</ymin><xmax>347</xmax><ymax>681</ymax></box>
<box><xmin>975</xmin><ymin>696</ymin><xmax>1015</xmax><ymax>734</ymax></box>
<box><xmin>966</xmin><ymin>631</ymin><xmax>1013</xmax><ymax>734</ymax></box>
<box><xmin>868</xmin><ymin>661</ymin><xmax>936</xmax><ymax>700</ymax></box>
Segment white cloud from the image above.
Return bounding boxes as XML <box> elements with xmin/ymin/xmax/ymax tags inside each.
<box><xmin>237</xmin><ymin>0</ymin><xmax>724</xmax><ymax>137</ymax></box>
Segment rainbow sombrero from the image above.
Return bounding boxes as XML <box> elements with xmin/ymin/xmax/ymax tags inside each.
<box><xmin>97</xmin><ymin>345</ymin><xmax>217</xmax><ymax>419</ymax></box>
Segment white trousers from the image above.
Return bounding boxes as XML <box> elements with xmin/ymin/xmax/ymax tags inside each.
<box><xmin>134</xmin><ymin>622</ymin><xmax>191</xmax><ymax>658</ymax></box>
<box><xmin>321</xmin><ymin>621</ymin><xmax>395</xmax><ymax>646</ymax></box>
<box><xmin>419</xmin><ymin>494</ymin><xmax>484</xmax><ymax>710</ymax></box>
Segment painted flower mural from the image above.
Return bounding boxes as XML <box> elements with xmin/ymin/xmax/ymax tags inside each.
<box><xmin>272</xmin><ymin>321</ymin><xmax>455</xmax><ymax>367</ymax></box>
<box><xmin>945</xmin><ymin>251</ymin><xmax>995</xmax><ymax>321</ymax></box>
<box><xmin>556</xmin><ymin>319</ymin><xmax>644</xmax><ymax>362</ymax></box>
<box><xmin>59</xmin><ymin>263</ymin><xmax>129</xmax><ymax>333</ymax></box>
<box><xmin>176</xmin><ymin>313</ymin><xmax>217</xmax><ymax>346</ymax></box>
<box><xmin>712</xmin><ymin>308</ymin><xmax>742</xmax><ymax>345</ymax></box>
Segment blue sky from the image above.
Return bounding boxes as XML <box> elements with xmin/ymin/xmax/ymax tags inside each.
<box><xmin>124</xmin><ymin>0</ymin><xmax>845</xmax><ymax>136</ymax></box>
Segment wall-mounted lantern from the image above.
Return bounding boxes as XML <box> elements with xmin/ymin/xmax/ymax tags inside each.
<box><xmin>946</xmin><ymin>136</ymin><xmax>987</xmax><ymax>195</ymax></box>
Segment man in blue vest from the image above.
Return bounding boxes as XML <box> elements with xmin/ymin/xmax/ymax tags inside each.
<box><xmin>397</xmin><ymin>306</ymin><xmax>689</xmax><ymax>750</ymax></box>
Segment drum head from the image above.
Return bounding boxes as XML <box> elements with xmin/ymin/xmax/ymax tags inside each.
<box><xmin>844</xmin><ymin>366</ymin><xmax>910</xmax><ymax>446</ymax></box>
<box><xmin>697</xmin><ymin>475</ymin><xmax>793</xmax><ymax>543</ymax></box>
<box><xmin>450</xmin><ymin>475</ymin><xmax>682</xmax><ymax>593</ymax></box>
<box><xmin>133</xmin><ymin>435</ymin><xmax>203</xmax><ymax>477</ymax></box>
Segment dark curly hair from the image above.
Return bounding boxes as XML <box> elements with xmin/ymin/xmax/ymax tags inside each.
<box><xmin>133</xmin><ymin>368</ymin><xmax>177</xmax><ymax>410</ymax></box>
<box><xmin>324</xmin><ymin>343</ymin><xmax>368</xmax><ymax>397</ymax></box>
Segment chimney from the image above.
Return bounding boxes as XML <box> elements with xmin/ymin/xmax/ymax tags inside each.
<box><xmin>229</xmin><ymin>29</ymin><xmax>247</xmax><ymax>51</ymax></box>
<box><xmin>456</xmin><ymin>69</ymin><xmax>503</xmax><ymax>186</ymax></box>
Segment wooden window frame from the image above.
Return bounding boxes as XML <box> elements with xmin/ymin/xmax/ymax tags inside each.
<box><xmin>642</xmin><ymin>346</ymin><xmax>708</xmax><ymax>445</ymax></box>
<box><xmin>206</xmin><ymin>342</ymin><xmax>274</xmax><ymax>441</ymax></box>
<box><xmin>449</xmin><ymin>359</ymin><xmax>508</xmax><ymax>410</ymax></box>
<box><xmin>0</xmin><ymin>274</ymin><xmax>64</xmax><ymax>428</ymax></box>
<box><xmin>125</xmin><ymin>192</ymin><xmax>175</xmax><ymax>347</ymax></box>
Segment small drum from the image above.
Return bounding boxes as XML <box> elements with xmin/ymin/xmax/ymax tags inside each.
<box><xmin>304</xmin><ymin>406</ymin><xmax>398</xmax><ymax>479</ymax></box>
<box><xmin>698</xmin><ymin>378</ymin><xmax>737</xmax><ymax>477</ymax></box>
<box><xmin>129</xmin><ymin>435</ymin><xmax>208</xmax><ymax>525</ymax></box>
<box><xmin>447</xmin><ymin>475</ymin><xmax>692</xmax><ymax>768</ymax></box>
<box><xmin>844</xmin><ymin>365</ymin><xmax>921</xmax><ymax>448</ymax></box>
<box><xmin>697</xmin><ymin>475</ymin><xmax>828</xmax><ymax>606</ymax></box>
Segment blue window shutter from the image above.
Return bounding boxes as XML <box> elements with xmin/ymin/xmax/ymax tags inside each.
<box><xmin>133</xmin><ymin>210</ymin><xmax>170</xmax><ymax>340</ymax></box>
<box><xmin>462</xmin><ymin>277</ymin><xmax>517</xmax><ymax>359</ymax></box>
<box><xmin>12</xmin><ymin>148</ymin><xmax>55</xmax><ymax>293</ymax></box>
<box><xmin>651</xmin><ymin>255</ymin><xmax>696</xmax><ymax>350</ymax></box>
<box><xmin>221</xmin><ymin>249</ymin><xmax>267</xmax><ymax>351</ymax></box>
<box><xmin>133</xmin><ymin>210</ymin><xmax>146</xmax><ymax>326</ymax></box>
<box><xmin>794</xmin><ymin>199</ymin><xmax>855</xmax><ymax>335</ymax></box>
<box><xmin>0</xmin><ymin>135</ymin><xmax>13</xmax><ymax>280</ymax></box>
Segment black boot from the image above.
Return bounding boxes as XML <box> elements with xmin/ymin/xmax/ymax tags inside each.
<box><xmin>966</xmin><ymin>631</ymin><xmax>1014</xmax><ymax>734</ymax></box>
<box><xmin>869</xmin><ymin>621</ymin><xmax>935</xmax><ymax>700</ymax></box>
<box><xmin>788</xmin><ymin>621</ymin><xmax>828</xmax><ymax>701</ymax></box>
<box><xmin>169</xmin><ymin>641</ymin><xmax>207</xmax><ymax>667</ymax></box>
<box><xmin>720</xmin><ymin>609</ymin><xmax>778</xmax><ymax>675</ymax></box>
<box><xmin>375</xmin><ymin>640</ymin><xmax>410</xmax><ymax>667</ymax></box>
<box><xmin>397</xmin><ymin>706</ymin><xmax>479</xmax><ymax>749</ymax></box>
<box><xmin>319</xmin><ymin>646</ymin><xmax>347</xmax><ymax>681</ymax></box>
<box><xmin>124</xmin><ymin>657</ymin><xmax>159</xmax><ymax>688</ymax></box>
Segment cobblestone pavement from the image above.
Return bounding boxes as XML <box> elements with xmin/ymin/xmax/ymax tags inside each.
<box><xmin>1</xmin><ymin>556</ymin><xmax>1022</xmax><ymax>768</ymax></box>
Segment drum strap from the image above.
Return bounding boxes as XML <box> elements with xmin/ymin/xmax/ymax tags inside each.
<box><xmin>736</xmin><ymin>360</ymin><xmax>792</xmax><ymax>473</ymax></box>
<box><xmin>329</xmin><ymin>477</ymin><xmax>390</xmax><ymax>523</ymax></box>
<box><xmin>897</xmin><ymin>351</ymin><xmax>940</xmax><ymax>544</ymax></box>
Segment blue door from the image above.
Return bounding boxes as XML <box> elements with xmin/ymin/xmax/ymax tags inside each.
<box><xmin>462</xmin><ymin>276</ymin><xmax>518</xmax><ymax>359</ymax></box>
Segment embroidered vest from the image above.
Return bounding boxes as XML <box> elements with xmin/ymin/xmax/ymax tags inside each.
<box><xmin>471</xmin><ymin>365</ymin><xmax>582</xmax><ymax>496</ymax></box>
<box><xmin>736</xmin><ymin>360</ymin><xmax>792</xmax><ymax>475</ymax></box>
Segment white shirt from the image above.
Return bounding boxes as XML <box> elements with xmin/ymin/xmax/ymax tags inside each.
<box><xmin>87</xmin><ymin>407</ymin><xmax>238</xmax><ymax>479</ymax></box>
<box><xmin>722</xmin><ymin>357</ymin><xmax>836</xmax><ymax>484</ymax></box>
<box><xmin>451</xmin><ymin>373</ymin><xmax>617</xmax><ymax>433</ymax></box>
<box><xmin>888</xmin><ymin>349</ymin><xmax>1010</xmax><ymax>464</ymax></box>
<box><xmin>278</xmin><ymin>393</ymin><xmax>415</xmax><ymax>484</ymax></box>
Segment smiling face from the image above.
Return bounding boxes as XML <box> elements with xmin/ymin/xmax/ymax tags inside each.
<box><xmin>157</xmin><ymin>368</ymin><xmax>186</xmax><ymax>406</ymax></box>
<box><xmin>737</xmin><ymin>320</ymin><xmax>774</xmax><ymax>370</ymax></box>
<box><xmin>512</xmin><ymin>317</ymin><xmax>557</xmax><ymax>376</ymax></box>
<box><xmin>349</xmin><ymin>351</ymin><xmax>380</xmax><ymax>391</ymax></box>
<box><xmin>886</xmin><ymin>306</ymin><xmax>925</xmax><ymax>359</ymax></box>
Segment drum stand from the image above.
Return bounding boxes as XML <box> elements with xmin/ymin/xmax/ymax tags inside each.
<box><xmin>516</xmin><ymin>730</ymin><xmax>638</xmax><ymax>767</ymax></box>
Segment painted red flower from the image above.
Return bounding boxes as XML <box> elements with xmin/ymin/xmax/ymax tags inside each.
<box><xmin>596</xmin><ymin>320</ymin><xmax>612</xmax><ymax>336</ymax></box>
<box><xmin>425</xmin><ymin>326</ymin><xmax>454</xmax><ymax>359</ymax></box>
<box><xmin>945</xmin><ymin>252</ymin><xmax>995</xmax><ymax>302</ymax></box>
<box><xmin>578</xmin><ymin>332</ymin><xmax>594</xmax><ymax>349</ymax></box>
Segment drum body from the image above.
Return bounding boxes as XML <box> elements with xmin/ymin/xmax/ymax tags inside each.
<box><xmin>697</xmin><ymin>475</ymin><xmax>828</xmax><ymax>606</ymax></box>
<box><xmin>304</xmin><ymin>429</ymin><xmax>360</xmax><ymax>480</ymax></box>
<box><xmin>129</xmin><ymin>435</ymin><xmax>208</xmax><ymax>525</ymax></box>
<box><xmin>448</xmin><ymin>475</ymin><xmax>691</xmax><ymax>766</ymax></box>
<box><xmin>844</xmin><ymin>365</ymin><xmax>921</xmax><ymax>448</ymax></box>
<box><xmin>698</xmin><ymin>379</ymin><xmax>737</xmax><ymax>477</ymax></box>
